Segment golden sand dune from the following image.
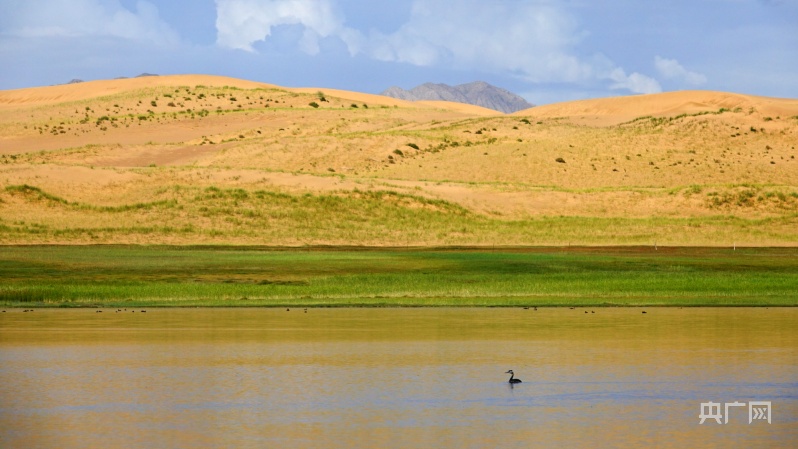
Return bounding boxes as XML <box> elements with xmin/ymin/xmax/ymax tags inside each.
<box><xmin>0</xmin><ymin>74</ymin><xmax>495</xmax><ymax>115</ymax></box>
<box><xmin>0</xmin><ymin>74</ymin><xmax>281</xmax><ymax>108</ymax></box>
<box><xmin>515</xmin><ymin>90</ymin><xmax>798</xmax><ymax>125</ymax></box>
<box><xmin>415</xmin><ymin>100</ymin><xmax>502</xmax><ymax>116</ymax></box>
<box><xmin>1</xmin><ymin>75</ymin><xmax>797</xmax><ymax>245</ymax></box>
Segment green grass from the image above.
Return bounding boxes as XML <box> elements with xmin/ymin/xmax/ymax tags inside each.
<box><xmin>1</xmin><ymin>246</ymin><xmax>796</xmax><ymax>307</ymax></box>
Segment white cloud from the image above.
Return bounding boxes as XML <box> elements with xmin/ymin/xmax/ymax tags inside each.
<box><xmin>344</xmin><ymin>0</ymin><xmax>593</xmax><ymax>83</ymax></box>
<box><xmin>215</xmin><ymin>0</ymin><xmax>345</xmax><ymax>53</ymax></box>
<box><xmin>1</xmin><ymin>0</ymin><xmax>179</xmax><ymax>45</ymax></box>
<box><xmin>213</xmin><ymin>0</ymin><xmax>662</xmax><ymax>95</ymax></box>
<box><xmin>655</xmin><ymin>56</ymin><xmax>707</xmax><ymax>85</ymax></box>
<box><xmin>609</xmin><ymin>68</ymin><xmax>662</xmax><ymax>94</ymax></box>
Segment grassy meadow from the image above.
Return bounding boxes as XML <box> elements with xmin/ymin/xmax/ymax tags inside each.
<box><xmin>1</xmin><ymin>246</ymin><xmax>796</xmax><ymax>308</ymax></box>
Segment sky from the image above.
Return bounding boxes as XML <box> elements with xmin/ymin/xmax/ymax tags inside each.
<box><xmin>1</xmin><ymin>0</ymin><xmax>796</xmax><ymax>105</ymax></box>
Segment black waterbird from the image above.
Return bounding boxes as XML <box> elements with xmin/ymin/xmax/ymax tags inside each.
<box><xmin>506</xmin><ymin>370</ymin><xmax>522</xmax><ymax>384</ymax></box>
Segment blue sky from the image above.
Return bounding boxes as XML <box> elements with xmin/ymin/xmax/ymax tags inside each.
<box><xmin>1</xmin><ymin>0</ymin><xmax>796</xmax><ymax>104</ymax></box>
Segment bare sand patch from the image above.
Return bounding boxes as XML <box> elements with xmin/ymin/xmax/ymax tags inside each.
<box><xmin>0</xmin><ymin>74</ymin><xmax>280</xmax><ymax>108</ymax></box>
<box><xmin>515</xmin><ymin>90</ymin><xmax>798</xmax><ymax>126</ymax></box>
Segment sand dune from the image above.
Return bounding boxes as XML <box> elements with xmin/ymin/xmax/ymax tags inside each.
<box><xmin>2</xmin><ymin>75</ymin><xmax>797</xmax><ymax>246</ymax></box>
<box><xmin>0</xmin><ymin>74</ymin><xmax>499</xmax><ymax>116</ymax></box>
<box><xmin>0</xmin><ymin>74</ymin><xmax>283</xmax><ymax>108</ymax></box>
<box><xmin>415</xmin><ymin>100</ymin><xmax>502</xmax><ymax>116</ymax></box>
<box><xmin>291</xmin><ymin>87</ymin><xmax>413</xmax><ymax>109</ymax></box>
<box><xmin>515</xmin><ymin>90</ymin><xmax>798</xmax><ymax>125</ymax></box>
<box><xmin>10</xmin><ymin>76</ymin><xmax>793</xmax><ymax>122</ymax></box>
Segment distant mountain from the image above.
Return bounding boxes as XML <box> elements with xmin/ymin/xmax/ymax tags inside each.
<box><xmin>381</xmin><ymin>81</ymin><xmax>533</xmax><ymax>113</ymax></box>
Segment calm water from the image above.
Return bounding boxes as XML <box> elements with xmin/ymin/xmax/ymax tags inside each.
<box><xmin>1</xmin><ymin>308</ymin><xmax>796</xmax><ymax>448</ymax></box>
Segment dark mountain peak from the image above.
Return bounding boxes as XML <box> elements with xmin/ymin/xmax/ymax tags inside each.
<box><xmin>380</xmin><ymin>81</ymin><xmax>533</xmax><ymax>113</ymax></box>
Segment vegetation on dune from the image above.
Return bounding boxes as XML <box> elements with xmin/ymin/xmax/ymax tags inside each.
<box><xmin>1</xmin><ymin>79</ymin><xmax>797</xmax><ymax>246</ymax></box>
<box><xmin>2</xmin><ymin>183</ymin><xmax>797</xmax><ymax>246</ymax></box>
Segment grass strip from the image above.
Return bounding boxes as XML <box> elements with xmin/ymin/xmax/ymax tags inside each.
<box><xmin>0</xmin><ymin>246</ymin><xmax>796</xmax><ymax>308</ymax></box>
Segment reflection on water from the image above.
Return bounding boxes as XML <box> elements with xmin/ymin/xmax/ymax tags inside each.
<box><xmin>1</xmin><ymin>308</ymin><xmax>796</xmax><ymax>448</ymax></box>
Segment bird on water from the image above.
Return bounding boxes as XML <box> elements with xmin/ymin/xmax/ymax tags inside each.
<box><xmin>506</xmin><ymin>370</ymin><xmax>522</xmax><ymax>384</ymax></box>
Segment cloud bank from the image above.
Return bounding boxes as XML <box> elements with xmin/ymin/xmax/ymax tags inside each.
<box><xmin>215</xmin><ymin>0</ymin><xmax>345</xmax><ymax>54</ymax></box>
<box><xmin>1</xmin><ymin>0</ymin><xmax>179</xmax><ymax>45</ymax></box>
<box><xmin>214</xmin><ymin>0</ymin><xmax>662</xmax><ymax>94</ymax></box>
<box><xmin>655</xmin><ymin>56</ymin><xmax>707</xmax><ymax>86</ymax></box>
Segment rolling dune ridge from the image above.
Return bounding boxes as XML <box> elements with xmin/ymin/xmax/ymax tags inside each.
<box><xmin>1</xmin><ymin>75</ymin><xmax>796</xmax><ymax>245</ymax></box>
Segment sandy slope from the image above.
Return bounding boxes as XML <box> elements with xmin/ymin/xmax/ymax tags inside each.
<box><xmin>0</xmin><ymin>74</ymin><xmax>284</xmax><ymax>108</ymax></box>
<box><xmin>415</xmin><ymin>100</ymin><xmax>502</xmax><ymax>116</ymax></box>
<box><xmin>0</xmin><ymin>74</ymin><xmax>496</xmax><ymax>115</ymax></box>
<box><xmin>1</xmin><ymin>75</ymin><xmax>797</xmax><ymax>245</ymax></box>
<box><xmin>515</xmin><ymin>90</ymin><xmax>798</xmax><ymax>125</ymax></box>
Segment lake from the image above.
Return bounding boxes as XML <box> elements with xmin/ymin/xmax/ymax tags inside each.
<box><xmin>1</xmin><ymin>308</ymin><xmax>796</xmax><ymax>448</ymax></box>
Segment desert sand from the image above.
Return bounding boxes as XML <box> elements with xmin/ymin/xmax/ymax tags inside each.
<box><xmin>514</xmin><ymin>90</ymin><xmax>798</xmax><ymax>126</ymax></box>
<box><xmin>1</xmin><ymin>75</ymin><xmax>796</xmax><ymax>245</ymax></box>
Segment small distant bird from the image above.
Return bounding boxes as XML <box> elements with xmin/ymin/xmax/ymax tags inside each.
<box><xmin>506</xmin><ymin>370</ymin><xmax>522</xmax><ymax>384</ymax></box>
<box><xmin>642</xmin><ymin>311</ymin><xmax>647</xmax><ymax>314</ymax></box>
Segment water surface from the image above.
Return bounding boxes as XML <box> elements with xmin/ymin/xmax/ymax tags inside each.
<box><xmin>1</xmin><ymin>308</ymin><xmax>796</xmax><ymax>448</ymax></box>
